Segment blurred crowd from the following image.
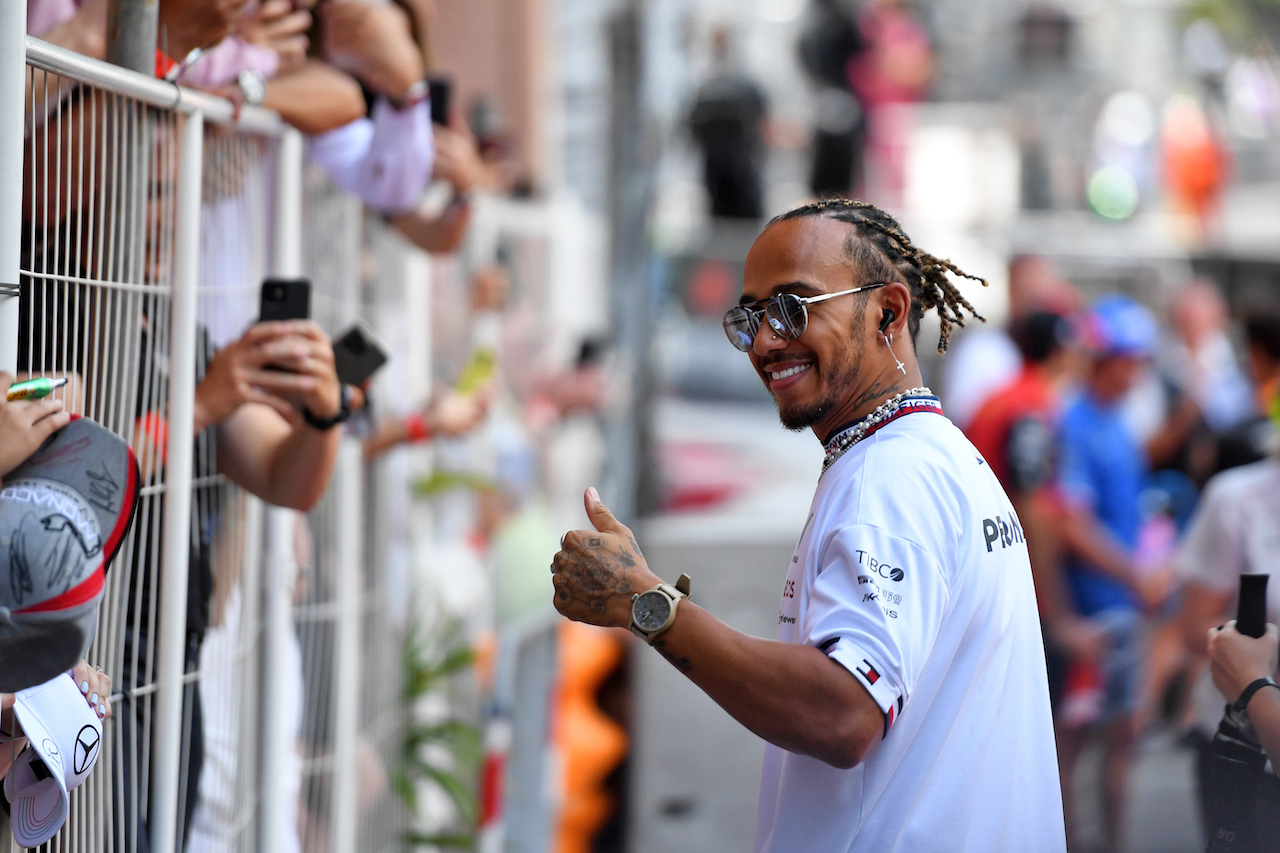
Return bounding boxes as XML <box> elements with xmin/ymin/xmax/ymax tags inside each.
<box><xmin>6</xmin><ymin>0</ymin><xmax>611</xmax><ymax>849</ymax></box>
<box><xmin>944</xmin><ymin>256</ymin><xmax>1279</xmax><ymax>853</ymax></box>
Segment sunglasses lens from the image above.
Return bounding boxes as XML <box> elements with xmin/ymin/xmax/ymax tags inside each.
<box><xmin>769</xmin><ymin>294</ymin><xmax>808</xmax><ymax>339</ymax></box>
<box><xmin>723</xmin><ymin>308</ymin><xmax>758</xmax><ymax>352</ymax></box>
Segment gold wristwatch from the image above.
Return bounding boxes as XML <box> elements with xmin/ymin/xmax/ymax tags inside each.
<box><xmin>629</xmin><ymin>574</ymin><xmax>692</xmax><ymax>644</ymax></box>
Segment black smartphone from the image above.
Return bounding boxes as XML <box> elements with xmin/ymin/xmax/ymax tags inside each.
<box><xmin>428</xmin><ymin>77</ymin><xmax>452</xmax><ymax>126</ymax></box>
<box><xmin>1237</xmin><ymin>573</ymin><xmax>1270</xmax><ymax>639</ymax></box>
<box><xmin>259</xmin><ymin>278</ymin><xmax>311</xmax><ymax>322</ymax></box>
<box><xmin>332</xmin><ymin>320</ymin><xmax>389</xmax><ymax>387</ymax></box>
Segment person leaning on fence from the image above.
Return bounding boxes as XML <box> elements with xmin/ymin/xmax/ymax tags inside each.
<box><xmin>120</xmin><ymin>318</ymin><xmax>348</xmax><ymax>852</ymax></box>
<box><xmin>550</xmin><ymin>199</ymin><xmax>1067</xmax><ymax>852</ymax></box>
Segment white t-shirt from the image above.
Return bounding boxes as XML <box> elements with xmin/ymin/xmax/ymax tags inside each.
<box><xmin>1175</xmin><ymin>458</ymin><xmax>1280</xmax><ymax>734</ymax></box>
<box><xmin>755</xmin><ymin>411</ymin><xmax>1065</xmax><ymax>853</ymax></box>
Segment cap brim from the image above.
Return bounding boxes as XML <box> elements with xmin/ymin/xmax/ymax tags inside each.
<box><xmin>3</xmin><ymin>748</ymin><xmax>70</xmax><ymax>847</ymax></box>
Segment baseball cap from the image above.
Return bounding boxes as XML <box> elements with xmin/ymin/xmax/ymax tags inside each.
<box><xmin>1083</xmin><ymin>295</ymin><xmax>1158</xmax><ymax>358</ymax></box>
<box><xmin>0</xmin><ymin>416</ymin><xmax>140</xmax><ymax>692</ymax></box>
<box><xmin>3</xmin><ymin>672</ymin><xmax>104</xmax><ymax>847</ymax></box>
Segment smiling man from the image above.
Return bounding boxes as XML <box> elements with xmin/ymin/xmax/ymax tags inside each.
<box><xmin>550</xmin><ymin>199</ymin><xmax>1066</xmax><ymax>852</ymax></box>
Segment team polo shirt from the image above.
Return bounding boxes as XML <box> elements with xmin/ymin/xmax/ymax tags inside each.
<box><xmin>755</xmin><ymin>411</ymin><xmax>1065</xmax><ymax>852</ymax></box>
<box><xmin>966</xmin><ymin>366</ymin><xmax>1061</xmax><ymax>495</ymax></box>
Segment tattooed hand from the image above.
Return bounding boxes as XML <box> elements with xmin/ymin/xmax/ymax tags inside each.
<box><xmin>551</xmin><ymin>487</ymin><xmax>661</xmax><ymax>628</ymax></box>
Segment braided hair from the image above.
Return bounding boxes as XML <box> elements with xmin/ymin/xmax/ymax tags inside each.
<box><xmin>768</xmin><ymin>198</ymin><xmax>987</xmax><ymax>353</ymax></box>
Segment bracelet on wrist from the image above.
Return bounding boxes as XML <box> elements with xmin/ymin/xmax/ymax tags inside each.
<box><xmin>1233</xmin><ymin>677</ymin><xmax>1280</xmax><ymax>714</ymax></box>
<box><xmin>404</xmin><ymin>412</ymin><xmax>432</xmax><ymax>443</ymax></box>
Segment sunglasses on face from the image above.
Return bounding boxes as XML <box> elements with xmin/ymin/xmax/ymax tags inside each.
<box><xmin>722</xmin><ymin>283</ymin><xmax>890</xmax><ymax>352</ymax></box>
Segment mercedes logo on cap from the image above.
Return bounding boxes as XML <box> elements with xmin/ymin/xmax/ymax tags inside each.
<box><xmin>74</xmin><ymin>725</ymin><xmax>100</xmax><ymax>775</ymax></box>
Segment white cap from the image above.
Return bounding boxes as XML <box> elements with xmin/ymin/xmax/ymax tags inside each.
<box><xmin>3</xmin><ymin>672</ymin><xmax>103</xmax><ymax>847</ymax></box>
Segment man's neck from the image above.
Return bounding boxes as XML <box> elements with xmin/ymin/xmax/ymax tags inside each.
<box><xmin>813</xmin><ymin>366</ymin><xmax>926</xmax><ymax>444</ymax></box>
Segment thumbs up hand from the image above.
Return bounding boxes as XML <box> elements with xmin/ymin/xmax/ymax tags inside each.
<box><xmin>551</xmin><ymin>487</ymin><xmax>661</xmax><ymax>628</ymax></box>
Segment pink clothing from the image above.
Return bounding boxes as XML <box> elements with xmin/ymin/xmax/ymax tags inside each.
<box><xmin>176</xmin><ymin>37</ymin><xmax>279</xmax><ymax>88</ymax></box>
<box><xmin>27</xmin><ymin>0</ymin><xmax>81</xmax><ymax>39</ymax></box>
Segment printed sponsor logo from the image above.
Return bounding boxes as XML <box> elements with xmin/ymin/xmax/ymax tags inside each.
<box><xmin>982</xmin><ymin>511</ymin><xmax>1025</xmax><ymax>553</ymax></box>
<box><xmin>778</xmin><ymin>614</ymin><xmax>796</xmax><ymax>625</ymax></box>
<box><xmin>855</xmin><ymin>550</ymin><xmax>905</xmax><ymax>582</ymax></box>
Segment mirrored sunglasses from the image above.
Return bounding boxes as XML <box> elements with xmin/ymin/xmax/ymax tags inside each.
<box><xmin>722</xmin><ymin>283</ymin><xmax>889</xmax><ymax>352</ymax></box>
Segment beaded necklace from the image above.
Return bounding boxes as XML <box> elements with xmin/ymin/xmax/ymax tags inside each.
<box><xmin>820</xmin><ymin>387</ymin><xmax>941</xmax><ymax>476</ymax></box>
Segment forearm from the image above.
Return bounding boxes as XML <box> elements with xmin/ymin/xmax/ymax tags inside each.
<box><xmin>364</xmin><ymin>417</ymin><xmax>413</xmax><ymax>460</ymax></box>
<box><xmin>217</xmin><ymin>405</ymin><xmax>341</xmax><ymax>510</ymax></box>
<box><xmin>390</xmin><ymin>200</ymin><xmax>472</xmax><ymax>254</ymax></box>
<box><xmin>261</xmin><ymin>427</ymin><xmax>341</xmax><ymax>509</ymax></box>
<box><xmin>265</xmin><ymin>61</ymin><xmax>366</xmax><ymax>135</ymax></box>
<box><xmin>1058</xmin><ymin>507</ymin><xmax>1133</xmax><ymax>589</ymax></box>
<box><xmin>649</xmin><ymin>603</ymin><xmax>881</xmax><ymax>768</ymax></box>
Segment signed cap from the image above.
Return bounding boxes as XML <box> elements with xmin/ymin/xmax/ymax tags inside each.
<box><xmin>3</xmin><ymin>672</ymin><xmax>104</xmax><ymax>847</ymax></box>
<box><xmin>0</xmin><ymin>416</ymin><xmax>139</xmax><ymax>692</ymax></box>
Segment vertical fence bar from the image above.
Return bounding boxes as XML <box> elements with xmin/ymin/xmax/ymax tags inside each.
<box><xmin>260</xmin><ymin>127</ymin><xmax>304</xmax><ymax>853</ymax></box>
<box><xmin>0</xmin><ymin>4</ymin><xmax>28</xmax><ymax>371</ymax></box>
<box><xmin>330</xmin><ymin>439</ymin><xmax>363</xmax><ymax>853</ymax></box>
<box><xmin>150</xmin><ymin>106</ymin><xmax>203</xmax><ymax>853</ymax></box>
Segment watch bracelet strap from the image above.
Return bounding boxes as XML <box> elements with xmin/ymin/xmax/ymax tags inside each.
<box><xmin>1234</xmin><ymin>677</ymin><xmax>1280</xmax><ymax>713</ymax></box>
<box><xmin>303</xmin><ymin>385</ymin><xmax>352</xmax><ymax>430</ymax></box>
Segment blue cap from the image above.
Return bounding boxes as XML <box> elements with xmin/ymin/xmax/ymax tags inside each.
<box><xmin>1085</xmin><ymin>295</ymin><xmax>1158</xmax><ymax>358</ymax></box>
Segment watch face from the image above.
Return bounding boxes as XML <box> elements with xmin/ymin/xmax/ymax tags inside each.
<box><xmin>633</xmin><ymin>591</ymin><xmax>671</xmax><ymax>632</ymax></box>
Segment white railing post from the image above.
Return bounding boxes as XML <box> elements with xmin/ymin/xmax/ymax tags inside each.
<box><xmin>331</xmin><ymin>438</ymin><xmax>363</xmax><ymax>853</ymax></box>
<box><xmin>149</xmin><ymin>106</ymin><xmax>203</xmax><ymax>853</ymax></box>
<box><xmin>260</xmin><ymin>126</ymin><xmax>304</xmax><ymax>853</ymax></box>
<box><xmin>0</xmin><ymin>2</ymin><xmax>28</xmax><ymax>372</ymax></box>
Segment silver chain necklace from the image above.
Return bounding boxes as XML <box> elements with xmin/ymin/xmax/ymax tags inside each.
<box><xmin>821</xmin><ymin>386</ymin><xmax>935</xmax><ymax>475</ymax></box>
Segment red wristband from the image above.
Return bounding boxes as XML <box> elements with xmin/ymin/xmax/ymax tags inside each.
<box><xmin>404</xmin><ymin>412</ymin><xmax>432</xmax><ymax>443</ymax></box>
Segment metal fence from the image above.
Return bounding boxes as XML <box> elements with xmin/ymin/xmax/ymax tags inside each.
<box><xmin>3</xmin><ymin>29</ymin><xmax>602</xmax><ymax>853</ymax></box>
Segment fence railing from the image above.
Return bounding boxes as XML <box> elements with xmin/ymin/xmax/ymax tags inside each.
<box><xmin>4</xmin><ymin>28</ymin><xmax>601</xmax><ymax>853</ymax></box>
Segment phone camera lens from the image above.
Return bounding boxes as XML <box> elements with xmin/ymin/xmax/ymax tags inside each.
<box><xmin>270</xmin><ymin>286</ymin><xmax>285</xmax><ymax>300</ymax></box>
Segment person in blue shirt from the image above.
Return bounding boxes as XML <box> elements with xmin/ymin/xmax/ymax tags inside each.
<box><xmin>1053</xmin><ymin>294</ymin><xmax>1159</xmax><ymax>853</ymax></box>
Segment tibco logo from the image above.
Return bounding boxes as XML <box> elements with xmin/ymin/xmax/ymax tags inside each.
<box><xmin>855</xmin><ymin>549</ymin><xmax>905</xmax><ymax>582</ymax></box>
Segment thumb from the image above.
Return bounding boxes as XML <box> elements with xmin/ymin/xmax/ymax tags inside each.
<box><xmin>584</xmin><ymin>486</ymin><xmax>625</xmax><ymax>534</ymax></box>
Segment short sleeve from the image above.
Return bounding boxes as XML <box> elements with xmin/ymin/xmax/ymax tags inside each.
<box><xmin>1175</xmin><ymin>480</ymin><xmax>1246</xmax><ymax>591</ymax></box>
<box><xmin>1005</xmin><ymin>416</ymin><xmax>1056</xmax><ymax>494</ymax></box>
<box><xmin>804</xmin><ymin>524</ymin><xmax>951</xmax><ymax>733</ymax></box>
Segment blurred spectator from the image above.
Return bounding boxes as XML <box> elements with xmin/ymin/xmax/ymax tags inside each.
<box><xmin>964</xmin><ymin>313</ymin><xmax>1102</xmax><ymax>699</ymax></box>
<box><xmin>686</xmin><ymin>26</ymin><xmax>767</xmax><ymax>220</ymax></box>
<box><xmin>121</xmin><ymin>318</ymin><xmax>346</xmax><ymax>852</ymax></box>
<box><xmin>1120</xmin><ymin>280</ymin><xmax>1246</xmax><ymax>486</ymax></box>
<box><xmin>797</xmin><ymin>0</ymin><xmax>865</xmax><ymax>197</ymax></box>
<box><xmin>1170</xmin><ymin>312</ymin><xmax>1280</xmax><ymax>839</ymax></box>
<box><xmin>1052</xmin><ymin>295</ymin><xmax>1162</xmax><ymax>853</ymax></box>
<box><xmin>26</xmin><ymin>0</ymin><xmax>253</xmax><ymax>72</ymax></box>
<box><xmin>942</xmin><ymin>254</ymin><xmax>1080</xmax><ymax>430</ymax></box>
<box><xmin>847</xmin><ymin>0</ymin><xmax>932</xmax><ymax>207</ymax></box>
<box><xmin>1215</xmin><ymin>313</ymin><xmax>1280</xmax><ymax>472</ymax></box>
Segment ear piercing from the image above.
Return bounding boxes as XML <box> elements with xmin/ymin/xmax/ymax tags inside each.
<box><xmin>882</xmin><ymin>332</ymin><xmax>907</xmax><ymax>375</ymax></box>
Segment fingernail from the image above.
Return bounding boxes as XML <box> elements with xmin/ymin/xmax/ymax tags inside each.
<box><xmin>98</xmin><ymin>705</ymin><xmax>106</xmax><ymax>717</ymax></box>
<box><xmin>587</xmin><ymin>486</ymin><xmax>600</xmax><ymax>503</ymax></box>
<box><xmin>90</xmin><ymin>693</ymin><xmax>98</xmax><ymax>705</ymax></box>
<box><xmin>80</xmin><ymin>681</ymin><xmax>89</xmax><ymax>694</ymax></box>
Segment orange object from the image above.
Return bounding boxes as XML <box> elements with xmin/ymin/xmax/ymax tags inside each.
<box><xmin>554</xmin><ymin>622</ymin><xmax>628</xmax><ymax>853</ymax></box>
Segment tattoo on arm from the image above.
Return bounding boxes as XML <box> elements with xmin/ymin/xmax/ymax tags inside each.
<box><xmin>651</xmin><ymin>639</ymin><xmax>692</xmax><ymax>674</ymax></box>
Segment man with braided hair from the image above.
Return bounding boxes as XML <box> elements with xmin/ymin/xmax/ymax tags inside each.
<box><xmin>550</xmin><ymin>199</ymin><xmax>1066</xmax><ymax>852</ymax></box>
